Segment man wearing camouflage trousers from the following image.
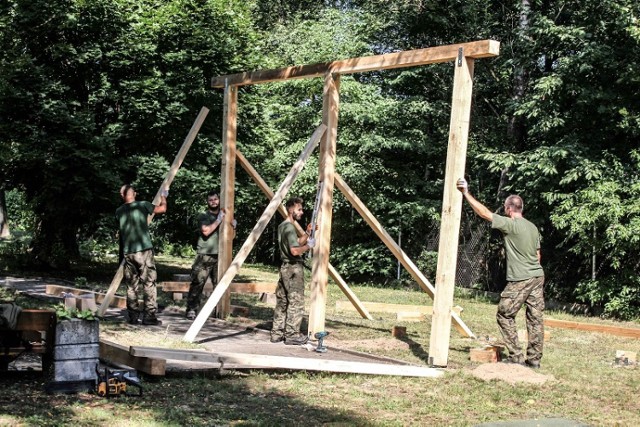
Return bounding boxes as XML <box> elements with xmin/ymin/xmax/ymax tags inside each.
<box><xmin>270</xmin><ymin>197</ymin><xmax>315</xmax><ymax>346</ymax></box>
<box><xmin>457</xmin><ymin>178</ymin><xmax>545</xmax><ymax>368</ymax></box>
<box><xmin>186</xmin><ymin>190</ymin><xmax>236</xmax><ymax>320</ymax></box>
<box><xmin>116</xmin><ymin>184</ymin><xmax>167</xmax><ymax>326</ymax></box>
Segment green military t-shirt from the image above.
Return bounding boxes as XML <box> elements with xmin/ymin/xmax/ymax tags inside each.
<box><xmin>492</xmin><ymin>214</ymin><xmax>544</xmax><ymax>282</ymax></box>
<box><xmin>115</xmin><ymin>201</ymin><xmax>155</xmax><ymax>254</ymax></box>
<box><xmin>196</xmin><ymin>211</ymin><xmax>220</xmax><ymax>255</ymax></box>
<box><xmin>278</xmin><ymin>220</ymin><xmax>302</xmax><ymax>264</ymax></box>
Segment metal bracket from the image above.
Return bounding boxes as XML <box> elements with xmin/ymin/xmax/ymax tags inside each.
<box><xmin>457</xmin><ymin>48</ymin><xmax>463</xmax><ymax>67</ymax></box>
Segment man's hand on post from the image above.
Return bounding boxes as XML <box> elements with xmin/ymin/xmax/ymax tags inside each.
<box><xmin>231</xmin><ymin>219</ymin><xmax>237</xmax><ymax>229</ymax></box>
<box><xmin>161</xmin><ymin>188</ymin><xmax>169</xmax><ymax>197</ymax></box>
<box><xmin>216</xmin><ymin>210</ymin><xmax>226</xmax><ymax>223</ymax></box>
<box><xmin>307</xmin><ymin>238</ymin><xmax>316</xmax><ymax>249</ymax></box>
<box><xmin>456</xmin><ymin>178</ymin><xmax>469</xmax><ymax>195</ymax></box>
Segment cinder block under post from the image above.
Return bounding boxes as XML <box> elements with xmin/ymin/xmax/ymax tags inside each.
<box><xmin>45</xmin><ymin>318</ymin><xmax>100</xmax><ymax>394</ymax></box>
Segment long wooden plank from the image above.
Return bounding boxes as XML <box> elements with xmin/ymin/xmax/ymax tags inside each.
<box><xmin>336</xmin><ymin>300</ymin><xmax>433</xmax><ymax>314</ymax></box>
<box><xmin>217</xmin><ymin>86</ymin><xmax>237</xmax><ymax>318</ymax></box>
<box><xmin>130</xmin><ymin>346</ymin><xmax>444</xmax><ymax>378</ymax></box>
<box><xmin>235</xmin><ymin>149</ymin><xmax>373</xmax><ymax>320</ymax></box>
<box><xmin>309</xmin><ymin>73</ymin><xmax>340</xmax><ymax>335</ymax></box>
<box><xmin>428</xmin><ymin>55</ymin><xmax>476</xmax><ymax>367</ymax></box>
<box><xmin>183</xmin><ymin>125</ymin><xmax>326</xmax><ymax>342</ymax></box>
<box><xmin>211</xmin><ymin>40</ymin><xmax>500</xmax><ymax>87</ymax></box>
<box><xmin>99</xmin><ymin>339</ymin><xmax>166</xmax><ymax>376</ymax></box>
<box><xmin>544</xmin><ymin>318</ymin><xmax>640</xmax><ymax>339</ymax></box>
<box><xmin>334</xmin><ymin>174</ymin><xmax>473</xmax><ymax>337</ymax></box>
<box><xmin>45</xmin><ymin>284</ymin><xmax>127</xmax><ymax>309</ymax></box>
<box><xmin>160</xmin><ymin>281</ymin><xmax>277</xmax><ymax>294</ymax></box>
<box><xmin>97</xmin><ymin>107</ymin><xmax>210</xmax><ymax>317</ymax></box>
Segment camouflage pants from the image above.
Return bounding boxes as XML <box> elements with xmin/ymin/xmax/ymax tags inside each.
<box><xmin>271</xmin><ymin>263</ymin><xmax>305</xmax><ymax>340</ymax></box>
<box><xmin>123</xmin><ymin>249</ymin><xmax>158</xmax><ymax>319</ymax></box>
<box><xmin>497</xmin><ymin>276</ymin><xmax>545</xmax><ymax>363</ymax></box>
<box><xmin>187</xmin><ymin>254</ymin><xmax>218</xmax><ymax>312</ymax></box>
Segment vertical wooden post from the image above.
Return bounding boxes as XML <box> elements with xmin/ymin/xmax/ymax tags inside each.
<box><xmin>428</xmin><ymin>53</ymin><xmax>475</xmax><ymax>367</ymax></box>
<box><xmin>217</xmin><ymin>84</ymin><xmax>237</xmax><ymax>318</ymax></box>
<box><xmin>235</xmin><ymin>150</ymin><xmax>373</xmax><ymax>320</ymax></box>
<box><xmin>183</xmin><ymin>126</ymin><xmax>325</xmax><ymax>342</ymax></box>
<box><xmin>309</xmin><ymin>72</ymin><xmax>340</xmax><ymax>335</ymax></box>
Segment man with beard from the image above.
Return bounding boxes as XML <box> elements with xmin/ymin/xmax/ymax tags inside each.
<box><xmin>185</xmin><ymin>190</ymin><xmax>236</xmax><ymax>320</ymax></box>
<box><xmin>270</xmin><ymin>197</ymin><xmax>315</xmax><ymax>345</ymax></box>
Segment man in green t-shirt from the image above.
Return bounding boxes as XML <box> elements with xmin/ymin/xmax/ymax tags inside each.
<box><xmin>116</xmin><ymin>184</ymin><xmax>167</xmax><ymax>326</ymax></box>
<box><xmin>270</xmin><ymin>197</ymin><xmax>315</xmax><ymax>346</ymax></box>
<box><xmin>457</xmin><ymin>178</ymin><xmax>545</xmax><ymax>368</ymax></box>
<box><xmin>185</xmin><ymin>190</ymin><xmax>236</xmax><ymax>320</ymax></box>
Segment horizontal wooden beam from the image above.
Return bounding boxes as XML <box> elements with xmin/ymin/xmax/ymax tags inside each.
<box><xmin>99</xmin><ymin>339</ymin><xmax>166</xmax><ymax>376</ymax></box>
<box><xmin>46</xmin><ymin>284</ymin><xmax>126</xmax><ymax>309</ymax></box>
<box><xmin>544</xmin><ymin>318</ymin><xmax>640</xmax><ymax>339</ymax></box>
<box><xmin>159</xmin><ymin>281</ymin><xmax>277</xmax><ymax>294</ymax></box>
<box><xmin>130</xmin><ymin>346</ymin><xmax>444</xmax><ymax>378</ymax></box>
<box><xmin>16</xmin><ymin>309</ymin><xmax>56</xmax><ymax>332</ymax></box>
<box><xmin>212</xmin><ymin>40</ymin><xmax>500</xmax><ymax>87</ymax></box>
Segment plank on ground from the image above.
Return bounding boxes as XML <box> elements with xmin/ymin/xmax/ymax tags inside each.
<box><xmin>130</xmin><ymin>346</ymin><xmax>444</xmax><ymax>378</ymax></box>
<box><xmin>336</xmin><ymin>300</ymin><xmax>462</xmax><ymax>316</ymax></box>
<box><xmin>99</xmin><ymin>339</ymin><xmax>166</xmax><ymax>376</ymax></box>
<box><xmin>544</xmin><ymin>318</ymin><xmax>640</xmax><ymax>339</ymax></box>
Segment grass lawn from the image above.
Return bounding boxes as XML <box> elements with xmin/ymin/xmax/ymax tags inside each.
<box><xmin>1</xmin><ymin>255</ymin><xmax>639</xmax><ymax>426</ymax></box>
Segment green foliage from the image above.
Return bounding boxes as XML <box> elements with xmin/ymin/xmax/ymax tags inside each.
<box><xmin>2</xmin><ymin>0</ymin><xmax>640</xmax><ymax>317</ymax></box>
<box><xmin>54</xmin><ymin>303</ymin><xmax>96</xmax><ymax>321</ymax></box>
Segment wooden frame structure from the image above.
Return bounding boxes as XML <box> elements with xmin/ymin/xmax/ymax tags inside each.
<box><xmin>188</xmin><ymin>40</ymin><xmax>500</xmax><ymax>367</ymax></box>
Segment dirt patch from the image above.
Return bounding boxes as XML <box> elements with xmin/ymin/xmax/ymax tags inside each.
<box><xmin>469</xmin><ymin>363</ymin><xmax>555</xmax><ymax>385</ymax></box>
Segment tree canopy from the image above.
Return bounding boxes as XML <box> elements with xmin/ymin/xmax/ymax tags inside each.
<box><xmin>1</xmin><ymin>0</ymin><xmax>639</xmax><ymax>318</ymax></box>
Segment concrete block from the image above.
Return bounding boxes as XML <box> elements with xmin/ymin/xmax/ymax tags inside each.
<box><xmin>54</xmin><ymin>343</ymin><xmax>100</xmax><ymax>361</ymax></box>
<box><xmin>55</xmin><ymin>319</ymin><xmax>99</xmax><ymax>346</ymax></box>
<box><xmin>52</xmin><ymin>359</ymin><xmax>99</xmax><ymax>382</ymax></box>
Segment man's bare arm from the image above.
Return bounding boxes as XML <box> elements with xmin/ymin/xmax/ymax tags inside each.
<box><xmin>463</xmin><ymin>192</ymin><xmax>493</xmax><ymax>221</ymax></box>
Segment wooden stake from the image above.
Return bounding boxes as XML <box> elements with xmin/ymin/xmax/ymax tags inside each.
<box><xmin>183</xmin><ymin>125</ymin><xmax>326</xmax><ymax>342</ymax></box>
<box><xmin>235</xmin><ymin>149</ymin><xmax>373</xmax><ymax>320</ymax></box>
<box><xmin>428</xmin><ymin>55</ymin><xmax>475</xmax><ymax>367</ymax></box>
<box><xmin>97</xmin><ymin>107</ymin><xmax>210</xmax><ymax>317</ymax></box>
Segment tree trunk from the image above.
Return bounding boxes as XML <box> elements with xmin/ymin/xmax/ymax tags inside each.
<box><xmin>0</xmin><ymin>189</ymin><xmax>10</xmax><ymax>238</ymax></box>
<box><xmin>29</xmin><ymin>216</ymin><xmax>79</xmax><ymax>269</ymax></box>
<box><xmin>498</xmin><ymin>0</ymin><xmax>531</xmax><ymax>202</ymax></box>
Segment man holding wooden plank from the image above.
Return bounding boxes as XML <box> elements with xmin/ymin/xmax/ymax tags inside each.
<box><xmin>116</xmin><ymin>184</ymin><xmax>168</xmax><ymax>326</ymax></box>
<box><xmin>271</xmin><ymin>197</ymin><xmax>315</xmax><ymax>345</ymax></box>
<box><xmin>186</xmin><ymin>190</ymin><xmax>236</xmax><ymax>320</ymax></box>
<box><xmin>457</xmin><ymin>178</ymin><xmax>545</xmax><ymax>368</ymax></box>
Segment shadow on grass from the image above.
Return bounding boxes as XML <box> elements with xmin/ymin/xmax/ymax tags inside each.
<box><xmin>0</xmin><ymin>371</ymin><xmax>371</xmax><ymax>426</ymax></box>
